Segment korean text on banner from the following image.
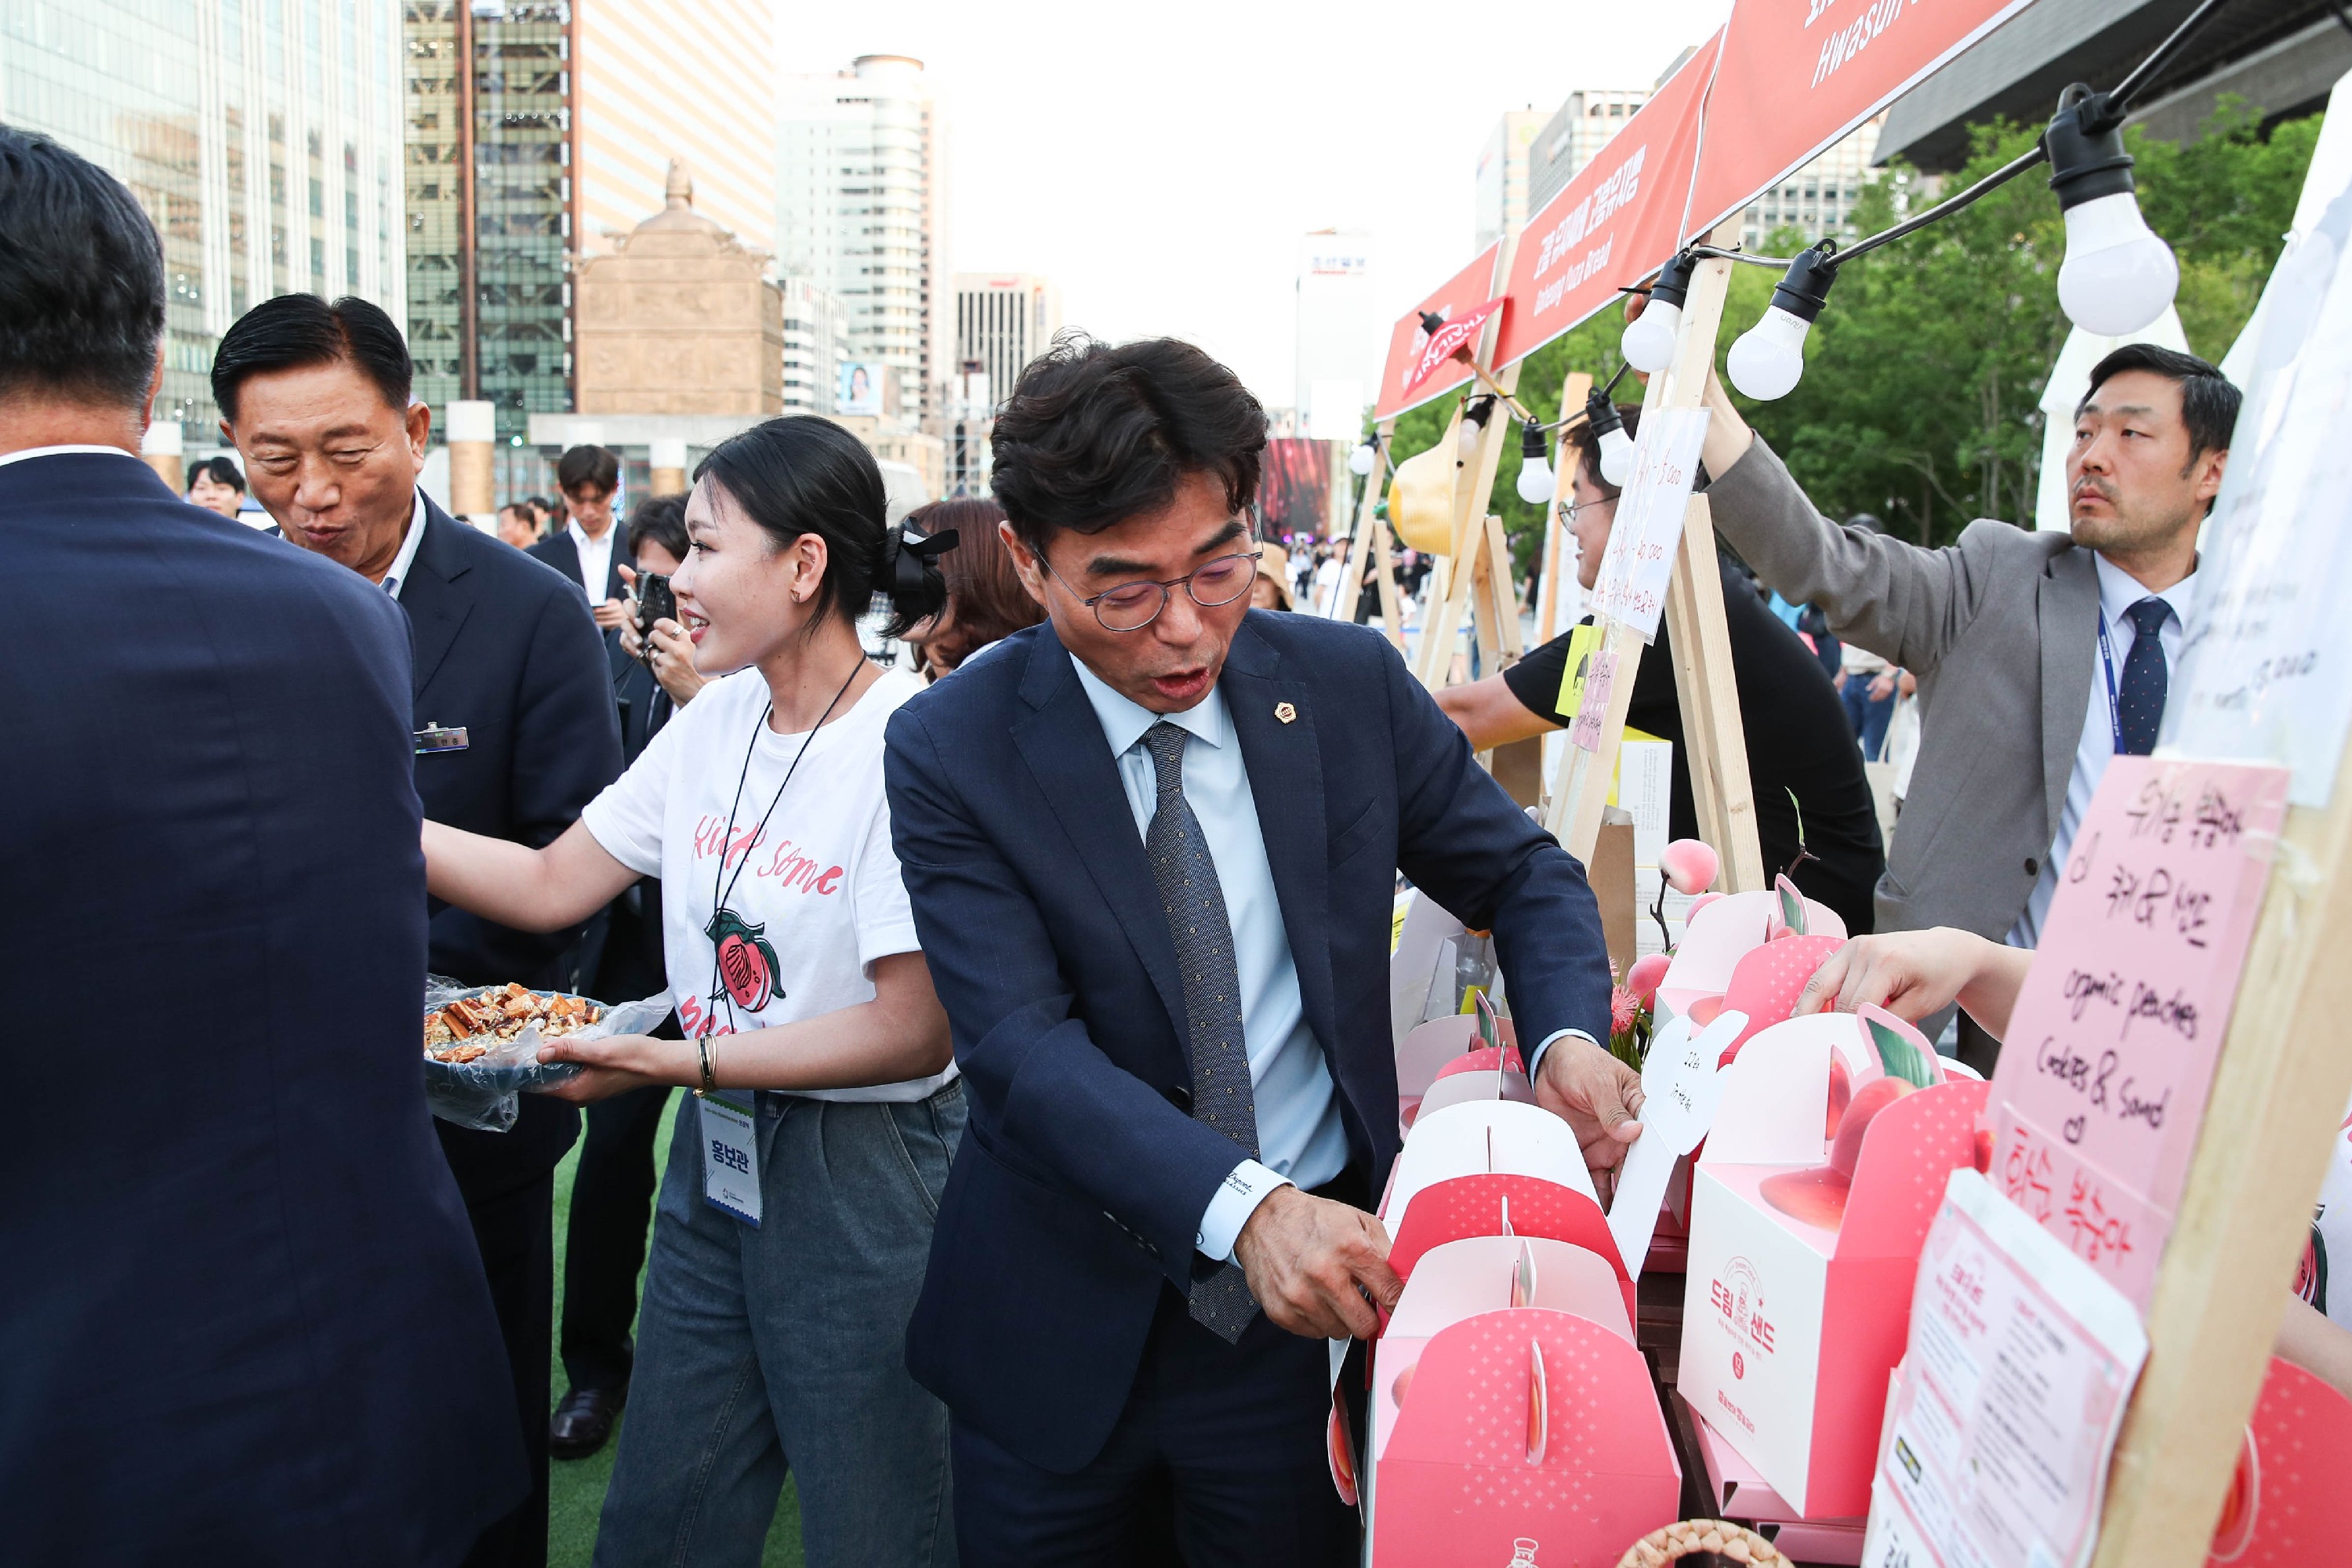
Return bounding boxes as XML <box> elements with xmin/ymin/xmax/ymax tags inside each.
<box><xmin>1985</xmin><ymin>757</ymin><xmax>2290</xmax><ymax>1308</ymax></box>
<box><xmin>1686</xmin><ymin>0</ymin><xmax>2033</xmax><ymax>240</ymax></box>
<box><xmin>1491</xmin><ymin>34</ymin><xmax>1719</xmax><ymax>372</ymax></box>
<box><xmin>1585</xmin><ymin>407</ymin><xmax>1710</xmax><ymax>640</ymax></box>
<box><xmin>1860</xmin><ymin>1169</ymin><xmax>2148</xmax><ymax>1568</ymax></box>
<box><xmin>1373</xmin><ymin>242</ymin><xmax>1504</xmax><ymax>422</ymax></box>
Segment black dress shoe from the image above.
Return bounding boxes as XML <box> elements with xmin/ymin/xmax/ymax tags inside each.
<box><xmin>550</xmin><ymin>1385</ymin><xmax>626</xmax><ymax>1461</ymax></box>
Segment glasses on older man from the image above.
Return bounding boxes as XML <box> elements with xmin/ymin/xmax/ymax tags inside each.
<box><xmin>1041</xmin><ymin>544</ymin><xmax>1265</xmax><ymax>633</ymax></box>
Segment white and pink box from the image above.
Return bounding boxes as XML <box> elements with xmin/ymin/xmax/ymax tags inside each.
<box><xmin>1679</xmin><ymin>1012</ymin><xmax>1987</xmax><ymax>1519</ymax></box>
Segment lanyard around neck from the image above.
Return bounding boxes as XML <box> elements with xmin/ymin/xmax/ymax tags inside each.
<box><xmin>2095</xmin><ymin>609</ymin><xmax>2123</xmax><ymax>753</ymax></box>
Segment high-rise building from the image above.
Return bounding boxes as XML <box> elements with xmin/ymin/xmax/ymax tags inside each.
<box><xmin>1737</xmin><ymin>115</ymin><xmax>1884</xmax><ymax>252</ymax></box>
<box><xmin>1292</xmin><ymin>230</ymin><xmax>1376</xmax><ymax>441</ymax></box>
<box><xmin>777</xmin><ymin>56</ymin><xmax>949</xmax><ymax>427</ymax></box>
<box><xmin>2</xmin><ymin>0</ymin><xmax>408</xmax><ymax>444</ymax></box>
<box><xmin>1527</xmin><ymin>88</ymin><xmax>1653</xmax><ymax>218</ymax></box>
<box><xmin>781</xmin><ymin>276</ymin><xmax>846</xmax><ymax>416</ymax></box>
<box><xmin>1473</xmin><ymin>109</ymin><xmax>1546</xmax><ymax>252</ymax></box>
<box><xmin>401</xmin><ymin>0</ymin><xmax>772</xmax><ymax>494</ymax></box>
<box><xmin>954</xmin><ymin>272</ymin><xmax>1061</xmax><ymax>412</ymax></box>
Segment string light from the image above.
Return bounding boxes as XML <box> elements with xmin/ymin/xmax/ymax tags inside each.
<box><xmin>1515</xmin><ymin>419</ymin><xmax>1554</xmax><ymax>504</ymax></box>
<box><xmin>1621</xmin><ymin>251</ymin><xmax>1697</xmax><ymax>374</ymax></box>
<box><xmin>1726</xmin><ymin>245</ymin><xmax>1836</xmax><ymax>401</ymax></box>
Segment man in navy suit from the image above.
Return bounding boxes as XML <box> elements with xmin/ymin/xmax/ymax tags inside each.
<box><xmin>213</xmin><ymin>294</ymin><xmax>622</xmax><ymax>1568</ymax></box>
<box><xmin>528</xmin><ymin>443</ymin><xmax>630</xmax><ymax>644</ymax></box>
<box><xmin>884</xmin><ymin>336</ymin><xmax>1642</xmax><ymax>1565</ymax></box>
<box><xmin>0</xmin><ymin>126</ymin><xmax>525</xmax><ymax>1564</ymax></box>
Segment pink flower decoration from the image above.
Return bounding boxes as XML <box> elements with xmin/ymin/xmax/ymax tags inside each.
<box><xmin>1661</xmin><ymin>838</ymin><xmax>1720</xmax><ymax>896</ymax></box>
<box><xmin>1610</xmin><ymin>985</ymin><xmax>1639</xmax><ymax>1035</ymax></box>
<box><xmin>1625</xmin><ymin>952</ymin><xmax>1670</xmax><ymax>1007</ymax></box>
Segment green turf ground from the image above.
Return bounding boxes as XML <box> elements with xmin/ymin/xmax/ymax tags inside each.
<box><xmin>546</xmin><ymin>1091</ymin><xmax>803</xmax><ymax>1566</ymax></box>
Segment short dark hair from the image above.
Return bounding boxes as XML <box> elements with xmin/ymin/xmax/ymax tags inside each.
<box><xmin>1564</xmin><ymin>403</ymin><xmax>1642</xmax><ymax>501</ymax></box>
<box><xmin>0</xmin><ymin>126</ymin><xmax>165</xmax><ymax>408</ymax></box>
<box><xmin>186</xmin><ymin>456</ymin><xmax>245</xmax><ymax>493</ymax></box>
<box><xmin>558</xmin><ymin>445</ymin><xmax>619</xmax><ymax>495</ymax></box>
<box><xmin>989</xmin><ymin>335</ymin><xmax>1265</xmax><ymax>552</ymax></box>
<box><xmin>211</xmin><ymin>293</ymin><xmax>412</xmax><ymax>423</ymax></box>
<box><xmin>2078</xmin><ymin>343</ymin><xmax>2240</xmax><ymax>463</ymax></box>
<box><xmin>626</xmin><ymin>492</ymin><xmax>691</xmax><ymax>564</ymax></box>
<box><xmin>695</xmin><ymin>416</ymin><xmax>943</xmax><ymax>633</ymax></box>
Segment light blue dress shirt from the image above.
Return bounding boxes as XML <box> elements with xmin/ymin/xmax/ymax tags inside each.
<box><xmin>1068</xmin><ymin>655</ymin><xmax>1350</xmax><ymax>1262</ymax></box>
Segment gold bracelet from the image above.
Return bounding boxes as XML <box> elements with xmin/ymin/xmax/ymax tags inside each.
<box><xmin>698</xmin><ymin>1035</ymin><xmax>716</xmax><ymax>1094</ymax></box>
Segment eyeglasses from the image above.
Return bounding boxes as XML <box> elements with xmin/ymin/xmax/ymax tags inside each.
<box><xmin>1563</xmin><ymin>494</ymin><xmax>1620</xmax><ymax>527</ymax></box>
<box><xmin>1041</xmin><ymin>545</ymin><xmax>1265</xmax><ymax>633</ymax></box>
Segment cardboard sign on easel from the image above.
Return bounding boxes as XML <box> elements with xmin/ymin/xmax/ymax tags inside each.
<box><xmin>1541</xmin><ymin>225</ymin><xmax>1764</xmax><ymax>896</ymax></box>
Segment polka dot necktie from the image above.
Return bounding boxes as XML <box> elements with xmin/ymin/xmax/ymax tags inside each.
<box><xmin>2115</xmin><ymin>597</ymin><xmax>2172</xmax><ymax>757</ymax></box>
<box><xmin>1142</xmin><ymin>721</ymin><xmax>1262</xmax><ymax>1344</ymax></box>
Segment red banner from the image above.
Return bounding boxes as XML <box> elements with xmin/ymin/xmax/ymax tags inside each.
<box><xmin>1401</xmin><ymin>297</ymin><xmax>1504</xmax><ymax>401</ymax></box>
<box><xmin>1373</xmin><ymin>241</ymin><xmax>1505</xmax><ymax>421</ymax></box>
<box><xmin>1685</xmin><ymin>0</ymin><xmax>2034</xmax><ymax>239</ymax></box>
<box><xmin>1490</xmin><ymin>34</ymin><xmax>1719</xmax><ymax>371</ymax></box>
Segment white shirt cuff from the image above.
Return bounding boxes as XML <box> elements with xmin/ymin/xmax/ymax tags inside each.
<box><xmin>1196</xmin><ymin>1159</ymin><xmax>1294</xmax><ymax>1263</ymax></box>
<box><xmin>1526</xmin><ymin>1027</ymin><xmax>1602</xmax><ymax>1085</ymax></box>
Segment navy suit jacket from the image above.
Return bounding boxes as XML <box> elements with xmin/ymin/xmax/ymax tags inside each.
<box><xmin>1</xmin><ymin>453</ymin><xmax>525</xmax><ymax>1563</ymax></box>
<box><xmin>528</xmin><ymin>524</ymin><xmax>627</xmax><ymax>654</ymax></box>
<box><xmin>884</xmin><ymin>613</ymin><xmax>1612</xmax><ymax>1471</ymax></box>
<box><xmin>404</xmin><ymin>500</ymin><xmax>623</xmax><ymax>1188</ymax></box>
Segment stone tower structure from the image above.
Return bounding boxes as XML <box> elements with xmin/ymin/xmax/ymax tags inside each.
<box><xmin>574</xmin><ymin>161</ymin><xmax>784</xmax><ymax>416</ymax></box>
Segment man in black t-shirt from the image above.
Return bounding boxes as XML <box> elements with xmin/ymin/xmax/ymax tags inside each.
<box><xmin>1436</xmin><ymin>405</ymin><xmax>1884</xmax><ymax>933</ymax></box>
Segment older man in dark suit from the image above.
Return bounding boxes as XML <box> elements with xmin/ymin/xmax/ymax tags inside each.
<box><xmin>216</xmin><ymin>294</ymin><xmax>623</xmax><ymax>1568</ymax></box>
<box><xmin>0</xmin><ymin>127</ymin><xmax>525</xmax><ymax>1565</ymax></box>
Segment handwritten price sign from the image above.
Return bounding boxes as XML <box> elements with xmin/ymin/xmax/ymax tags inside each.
<box><xmin>1587</xmin><ymin>407</ymin><xmax>1710</xmax><ymax>641</ymax></box>
<box><xmin>1988</xmin><ymin>757</ymin><xmax>2288</xmax><ymax>1304</ymax></box>
<box><xmin>1567</xmin><ymin>649</ymin><xmax>1618</xmax><ymax>753</ymax></box>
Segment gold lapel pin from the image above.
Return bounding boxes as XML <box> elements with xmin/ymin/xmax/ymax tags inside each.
<box><xmin>1274</xmin><ymin>701</ymin><xmax>1298</xmax><ymax>724</ymax></box>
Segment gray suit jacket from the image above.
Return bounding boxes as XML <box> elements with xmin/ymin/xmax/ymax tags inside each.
<box><xmin>1704</xmin><ymin>437</ymin><xmax>2099</xmax><ymax>941</ymax></box>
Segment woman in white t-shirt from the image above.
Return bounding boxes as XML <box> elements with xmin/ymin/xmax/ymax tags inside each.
<box><xmin>423</xmin><ymin>417</ymin><xmax>963</xmax><ymax>1566</ymax></box>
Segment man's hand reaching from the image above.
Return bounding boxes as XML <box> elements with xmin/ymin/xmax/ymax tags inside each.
<box><xmin>1232</xmin><ymin>1185</ymin><xmax>1403</xmax><ymax>1341</ymax></box>
<box><xmin>1534</xmin><ymin>1033</ymin><xmax>1646</xmax><ymax>1205</ymax></box>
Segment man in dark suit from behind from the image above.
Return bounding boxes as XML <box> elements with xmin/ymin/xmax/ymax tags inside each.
<box><xmin>214</xmin><ymin>295</ymin><xmax>624</xmax><ymax>1568</ymax></box>
<box><xmin>529</xmin><ymin>443</ymin><xmax>630</xmax><ymax>644</ymax></box>
<box><xmin>0</xmin><ymin>126</ymin><xmax>526</xmax><ymax>1565</ymax></box>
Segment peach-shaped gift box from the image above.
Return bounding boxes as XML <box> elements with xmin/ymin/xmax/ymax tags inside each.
<box><xmin>1653</xmin><ymin>884</ymin><xmax>1847</xmax><ymax>1029</ymax></box>
<box><xmin>1679</xmin><ymin>1011</ymin><xmax>1986</xmax><ymax>1520</ymax></box>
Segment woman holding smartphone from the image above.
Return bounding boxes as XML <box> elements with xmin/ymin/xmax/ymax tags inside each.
<box><xmin>423</xmin><ymin>416</ymin><xmax>960</xmax><ymax>1566</ymax></box>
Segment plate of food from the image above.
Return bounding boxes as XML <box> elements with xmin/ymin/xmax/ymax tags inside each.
<box><xmin>423</xmin><ymin>982</ymin><xmax>607</xmax><ymax>1095</ymax></box>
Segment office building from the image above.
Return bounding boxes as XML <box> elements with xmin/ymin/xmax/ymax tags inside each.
<box><xmin>781</xmin><ymin>276</ymin><xmax>846</xmax><ymax>416</ymax></box>
<box><xmin>1737</xmin><ymin>115</ymin><xmax>1885</xmax><ymax>251</ymax></box>
<box><xmin>2</xmin><ymin>0</ymin><xmax>407</xmax><ymax>445</ymax></box>
<box><xmin>1528</xmin><ymin>88</ymin><xmax>1653</xmax><ymax>218</ymax></box>
<box><xmin>1878</xmin><ymin>0</ymin><xmax>2343</xmax><ymax>171</ymax></box>
<box><xmin>778</xmin><ymin>56</ymin><xmax>949</xmax><ymax>427</ymax></box>
<box><xmin>402</xmin><ymin>0</ymin><xmax>772</xmax><ymax>502</ymax></box>
<box><xmin>1292</xmin><ymin>230</ymin><xmax>1377</xmax><ymax>441</ymax></box>
<box><xmin>954</xmin><ymin>272</ymin><xmax>1061</xmax><ymax>412</ymax></box>
<box><xmin>1474</xmin><ymin>109</ymin><xmax>1547</xmax><ymax>252</ymax></box>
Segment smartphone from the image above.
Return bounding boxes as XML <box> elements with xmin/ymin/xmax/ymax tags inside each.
<box><xmin>635</xmin><ymin>572</ymin><xmax>675</xmax><ymax>653</ymax></box>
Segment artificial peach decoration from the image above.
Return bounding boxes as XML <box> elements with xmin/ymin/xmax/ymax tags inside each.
<box><xmin>1659</xmin><ymin>838</ymin><xmax>1720</xmax><ymax>896</ymax></box>
<box><xmin>1626</xmin><ymin>953</ymin><xmax>1671</xmax><ymax>1007</ymax></box>
<box><xmin>1682</xmin><ymin>891</ymin><xmax>1724</xmax><ymax>923</ymax></box>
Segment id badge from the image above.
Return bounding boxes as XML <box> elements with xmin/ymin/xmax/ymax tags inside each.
<box><xmin>698</xmin><ymin>1091</ymin><xmax>762</xmax><ymax>1227</ymax></box>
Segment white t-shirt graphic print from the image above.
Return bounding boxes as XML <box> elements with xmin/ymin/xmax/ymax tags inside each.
<box><xmin>581</xmin><ymin>664</ymin><xmax>953</xmax><ymax>1102</ymax></box>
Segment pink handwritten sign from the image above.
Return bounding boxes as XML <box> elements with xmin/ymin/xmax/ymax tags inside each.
<box><xmin>1585</xmin><ymin>407</ymin><xmax>1708</xmax><ymax>641</ymax></box>
<box><xmin>1988</xmin><ymin>757</ymin><xmax>2289</xmax><ymax>1305</ymax></box>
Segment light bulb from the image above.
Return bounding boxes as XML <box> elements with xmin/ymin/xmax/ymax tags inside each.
<box><xmin>1515</xmin><ymin>456</ymin><xmax>1555</xmax><ymax>505</ymax></box>
<box><xmin>1458</xmin><ymin>422</ymin><xmax>1482</xmax><ymax>459</ymax></box>
<box><xmin>1348</xmin><ymin>441</ymin><xmax>1374</xmax><ymax>477</ymax></box>
<box><xmin>1621</xmin><ymin>302</ymin><xmax>1681</xmax><ymax>374</ymax></box>
<box><xmin>1727</xmin><ymin>307</ymin><xmax>1813</xmax><ymax>401</ymax></box>
<box><xmin>1621</xmin><ymin>251</ymin><xmax>1697</xmax><ymax>373</ymax></box>
<box><xmin>2056</xmin><ymin>191</ymin><xmax>2179</xmax><ymax>336</ymax></box>
<box><xmin>1597</xmin><ymin>425</ymin><xmax>1636</xmax><ymax>488</ymax></box>
<box><xmin>2044</xmin><ymin>84</ymin><xmax>2178</xmax><ymax>339</ymax></box>
<box><xmin>1726</xmin><ymin>246</ymin><xmax>1838</xmax><ymax>403</ymax></box>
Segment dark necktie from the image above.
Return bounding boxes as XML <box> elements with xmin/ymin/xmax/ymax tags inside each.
<box><xmin>2115</xmin><ymin>597</ymin><xmax>2172</xmax><ymax>757</ymax></box>
<box><xmin>1142</xmin><ymin>721</ymin><xmax>1263</xmax><ymax>1344</ymax></box>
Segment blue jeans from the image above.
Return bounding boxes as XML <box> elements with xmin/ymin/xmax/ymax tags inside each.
<box><xmin>1842</xmin><ymin>677</ymin><xmax>1896</xmax><ymax>761</ymax></box>
<box><xmin>593</xmin><ymin>1081</ymin><xmax>966</xmax><ymax>1568</ymax></box>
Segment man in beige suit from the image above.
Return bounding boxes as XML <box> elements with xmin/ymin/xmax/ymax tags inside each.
<box><xmin>1694</xmin><ymin>343</ymin><xmax>2236</xmax><ymax>1070</ymax></box>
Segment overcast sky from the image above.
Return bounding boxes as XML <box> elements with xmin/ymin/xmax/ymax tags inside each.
<box><xmin>775</xmin><ymin>0</ymin><xmax>1733</xmax><ymax>405</ymax></box>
